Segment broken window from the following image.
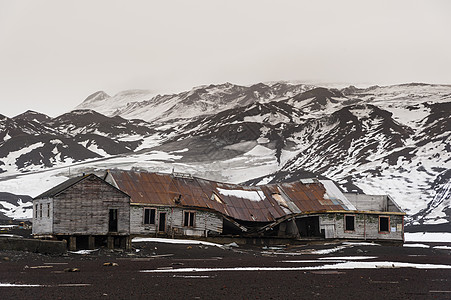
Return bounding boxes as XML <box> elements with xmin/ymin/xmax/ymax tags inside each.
<box><xmin>47</xmin><ymin>203</ymin><xmax>50</xmax><ymax>218</ymax></box>
<box><xmin>35</xmin><ymin>204</ymin><xmax>38</xmax><ymax>218</ymax></box>
<box><xmin>144</xmin><ymin>208</ymin><xmax>156</xmax><ymax>225</ymax></box>
<box><xmin>184</xmin><ymin>211</ymin><xmax>195</xmax><ymax>227</ymax></box>
<box><xmin>39</xmin><ymin>203</ymin><xmax>42</xmax><ymax>218</ymax></box>
<box><xmin>379</xmin><ymin>216</ymin><xmax>390</xmax><ymax>233</ymax></box>
<box><xmin>345</xmin><ymin>215</ymin><xmax>355</xmax><ymax>231</ymax></box>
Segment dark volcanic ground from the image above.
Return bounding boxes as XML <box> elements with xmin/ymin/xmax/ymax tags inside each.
<box><xmin>0</xmin><ymin>240</ymin><xmax>450</xmax><ymax>300</ymax></box>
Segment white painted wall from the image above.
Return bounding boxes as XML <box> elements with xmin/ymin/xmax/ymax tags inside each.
<box><xmin>32</xmin><ymin>198</ymin><xmax>53</xmax><ymax>235</ymax></box>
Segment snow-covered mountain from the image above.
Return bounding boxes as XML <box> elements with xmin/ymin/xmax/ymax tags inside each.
<box><xmin>0</xmin><ymin>192</ymin><xmax>33</xmax><ymax>221</ymax></box>
<box><xmin>75</xmin><ymin>82</ymin><xmax>316</xmax><ymax>122</ymax></box>
<box><xmin>0</xmin><ymin>82</ymin><xmax>449</xmax><ymax>228</ymax></box>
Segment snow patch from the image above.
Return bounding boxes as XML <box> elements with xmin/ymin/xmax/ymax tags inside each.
<box><xmin>217</xmin><ymin>188</ymin><xmax>265</xmax><ymax>202</ymax></box>
<box><xmin>0</xmin><ymin>199</ymin><xmax>33</xmax><ymax>220</ymax></box>
<box><xmin>132</xmin><ymin>237</ymin><xmax>223</xmax><ymax>247</ymax></box>
<box><xmin>68</xmin><ymin>249</ymin><xmax>99</xmax><ymax>254</ymax></box>
<box><xmin>403</xmin><ymin>243</ymin><xmax>430</xmax><ymax>248</ymax></box>
<box><xmin>141</xmin><ymin>261</ymin><xmax>451</xmax><ymax>273</ymax></box>
<box><xmin>404</xmin><ymin>232</ymin><xmax>451</xmax><ymax>243</ymax></box>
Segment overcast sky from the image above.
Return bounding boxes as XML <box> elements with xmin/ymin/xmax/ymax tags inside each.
<box><xmin>1</xmin><ymin>0</ymin><xmax>450</xmax><ymax>117</ymax></box>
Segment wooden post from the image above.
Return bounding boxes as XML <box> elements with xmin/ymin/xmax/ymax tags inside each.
<box><xmin>107</xmin><ymin>236</ymin><xmax>114</xmax><ymax>249</ymax></box>
<box><xmin>69</xmin><ymin>236</ymin><xmax>77</xmax><ymax>251</ymax></box>
<box><xmin>125</xmin><ymin>236</ymin><xmax>131</xmax><ymax>251</ymax></box>
<box><xmin>88</xmin><ymin>236</ymin><xmax>95</xmax><ymax>249</ymax></box>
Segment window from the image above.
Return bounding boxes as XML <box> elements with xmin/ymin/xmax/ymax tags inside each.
<box><xmin>345</xmin><ymin>215</ymin><xmax>355</xmax><ymax>231</ymax></box>
<box><xmin>379</xmin><ymin>216</ymin><xmax>390</xmax><ymax>233</ymax></box>
<box><xmin>183</xmin><ymin>211</ymin><xmax>195</xmax><ymax>227</ymax></box>
<box><xmin>47</xmin><ymin>203</ymin><xmax>50</xmax><ymax>218</ymax></box>
<box><xmin>35</xmin><ymin>204</ymin><xmax>38</xmax><ymax>218</ymax></box>
<box><xmin>39</xmin><ymin>203</ymin><xmax>42</xmax><ymax>218</ymax></box>
<box><xmin>144</xmin><ymin>208</ymin><xmax>156</xmax><ymax>225</ymax></box>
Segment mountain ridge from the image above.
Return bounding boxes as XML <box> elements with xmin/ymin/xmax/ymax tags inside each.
<box><xmin>0</xmin><ymin>81</ymin><xmax>448</xmax><ymax>228</ymax></box>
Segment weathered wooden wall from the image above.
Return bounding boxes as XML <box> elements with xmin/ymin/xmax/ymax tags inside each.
<box><xmin>319</xmin><ymin>213</ymin><xmax>404</xmax><ymax>241</ymax></box>
<box><xmin>32</xmin><ymin>198</ymin><xmax>53</xmax><ymax>235</ymax></box>
<box><xmin>130</xmin><ymin>205</ymin><xmax>223</xmax><ymax>237</ymax></box>
<box><xmin>344</xmin><ymin>194</ymin><xmax>388</xmax><ymax>211</ymax></box>
<box><xmin>51</xmin><ymin>176</ymin><xmax>130</xmax><ymax>235</ymax></box>
<box><xmin>387</xmin><ymin>196</ymin><xmax>403</xmax><ymax>213</ymax></box>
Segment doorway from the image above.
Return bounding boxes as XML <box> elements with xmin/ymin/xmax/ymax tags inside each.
<box><xmin>158</xmin><ymin>212</ymin><xmax>166</xmax><ymax>232</ymax></box>
<box><xmin>109</xmin><ymin>209</ymin><xmax>118</xmax><ymax>232</ymax></box>
<box><xmin>296</xmin><ymin>216</ymin><xmax>321</xmax><ymax>237</ymax></box>
<box><xmin>323</xmin><ymin>224</ymin><xmax>336</xmax><ymax>239</ymax></box>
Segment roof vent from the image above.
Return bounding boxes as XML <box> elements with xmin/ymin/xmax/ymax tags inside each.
<box><xmin>172</xmin><ymin>172</ymin><xmax>193</xmax><ymax>179</ymax></box>
<box><xmin>300</xmin><ymin>178</ymin><xmax>316</xmax><ymax>184</ymax></box>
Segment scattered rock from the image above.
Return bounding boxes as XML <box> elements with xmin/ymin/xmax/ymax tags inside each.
<box><xmin>103</xmin><ymin>262</ymin><xmax>119</xmax><ymax>267</ymax></box>
<box><xmin>30</xmin><ymin>265</ymin><xmax>53</xmax><ymax>269</ymax></box>
<box><xmin>64</xmin><ymin>267</ymin><xmax>80</xmax><ymax>272</ymax></box>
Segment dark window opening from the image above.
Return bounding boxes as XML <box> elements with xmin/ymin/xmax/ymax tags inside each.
<box><xmin>39</xmin><ymin>203</ymin><xmax>42</xmax><ymax>218</ymax></box>
<box><xmin>345</xmin><ymin>215</ymin><xmax>355</xmax><ymax>231</ymax></box>
<box><xmin>47</xmin><ymin>203</ymin><xmax>50</xmax><ymax>218</ymax></box>
<box><xmin>35</xmin><ymin>204</ymin><xmax>38</xmax><ymax>218</ymax></box>
<box><xmin>109</xmin><ymin>209</ymin><xmax>118</xmax><ymax>232</ymax></box>
<box><xmin>379</xmin><ymin>216</ymin><xmax>389</xmax><ymax>232</ymax></box>
<box><xmin>184</xmin><ymin>211</ymin><xmax>195</xmax><ymax>227</ymax></box>
<box><xmin>144</xmin><ymin>208</ymin><xmax>156</xmax><ymax>225</ymax></box>
<box><xmin>158</xmin><ymin>212</ymin><xmax>166</xmax><ymax>232</ymax></box>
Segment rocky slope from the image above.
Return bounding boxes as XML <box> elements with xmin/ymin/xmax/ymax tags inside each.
<box><xmin>0</xmin><ymin>82</ymin><xmax>449</xmax><ymax>227</ymax></box>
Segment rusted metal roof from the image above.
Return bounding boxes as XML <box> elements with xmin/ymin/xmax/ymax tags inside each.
<box><xmin>35</xmin><ymin>173</ymin><xmax>129</xmax><ymax>200</ymax></box>
<box><xmin>106</xmin><ymin>170</ymin><xmax>351</xmax><ymax>222</ymax></box>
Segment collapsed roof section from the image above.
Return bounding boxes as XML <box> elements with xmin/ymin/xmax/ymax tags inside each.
<box><xmin>105</xmin><ymin>170</ymin><xmax>355</xmax><ymax>223</ymax></box>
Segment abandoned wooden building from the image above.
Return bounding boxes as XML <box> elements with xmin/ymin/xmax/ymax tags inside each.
<box><xmin>32</xmin><ymin>170</ymin><xmax>405</xmax><ymax>248</ymax></box>
<box><xmin>32</xmin><ymin>173</ymin><xmax>131</xmax><ymax>250</ymax></box>
<box><xmin>104</xmin><ymin>170</ymin><xmax>405</xmax><ymax>242</ymax></box>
